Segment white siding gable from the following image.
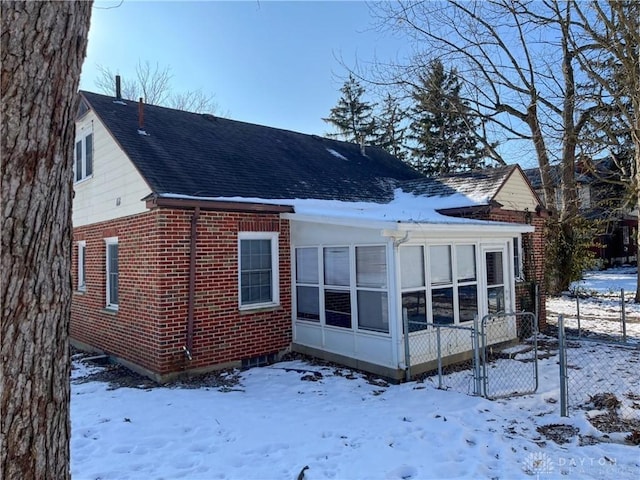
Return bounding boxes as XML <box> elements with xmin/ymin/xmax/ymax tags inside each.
<box><xmin>494</xmin><ymin>169</ymin><xmax>540</xmax><ymax>211</ymax></box>
<box><xmin>73</xmin><ymin>109</ymin><xmax>151</xmax><ymax>227</ymax></box>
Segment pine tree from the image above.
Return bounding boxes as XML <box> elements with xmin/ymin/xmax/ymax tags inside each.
<box><xmin>374</xmin><ymin>93</ymin><xmax>408</xmax><ymax>161</ymax></box>
<box><xmin>408</xmin><ymin>59</ymin><xmax>487</xmax><ymax>175</ymax></box>
<box><xmin>323</xmin><ymin>74</ymin><xmax>376</xmax><ymax>144</ymax></box>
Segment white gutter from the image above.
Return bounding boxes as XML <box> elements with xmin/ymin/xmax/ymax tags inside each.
<box><xmin>282</xmin><ymin>212</ymin><xmax>535</xmax><ymax>235</ymax></box>
<box><xmin>281</xmin><ymin>212</ymin><xmax>398</xmax><ymax>230</ymax></box>
<box><xmin>392</xmin><ymin>221</ymin><xmax>535</xmax><ymax>234</ymax></box>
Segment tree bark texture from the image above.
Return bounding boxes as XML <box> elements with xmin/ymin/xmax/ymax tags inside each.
<box><xmin>1</xmin><ymin>2</ymin><xmax>92</xmax><ymax>479</ymax></box>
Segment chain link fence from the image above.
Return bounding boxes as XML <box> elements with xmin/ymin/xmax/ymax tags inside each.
<box><xmin>407</xmin><ymin>321</ymin><xmax>479</xmax><ymax>395</ymax></box>
<box><xmin>558</xmin><ymin>316</ymin><xmax>640</xmax><ymax>440</ymax></box>
<box><xmin>406</xmin><ymin>313</ymin><xmax>539</xmax><ymax>400</ymax></box>
<box><xmin>481</xmin><ymin>312</ymin><xmax>538</xmax><ymax>399</ymax></box>
<box><xmin>549</xmin><ymin>288</ymin><xmax>639</xmax><ymax>344</ymax></box>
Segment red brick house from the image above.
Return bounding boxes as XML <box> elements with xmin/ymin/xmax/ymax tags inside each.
<box><xmin>71</xmin><ymin>91</ymin><xmax>546</xmax><ymax>381</ymax></box>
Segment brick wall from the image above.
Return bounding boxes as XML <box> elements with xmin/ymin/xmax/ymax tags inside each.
<box><xmin>485</xmin><ymin>209</ymin><xmax>547</xmax><ymax>328</ymax></box>
<box><xmin>442</xmin><ymin>207</ymin><xmax>547</xmax><ymax>328</ymax></box>
<box><xmin>71</xmin><ymin>208</ymin><xmax>291</xmax><ymax>378</ymax></box>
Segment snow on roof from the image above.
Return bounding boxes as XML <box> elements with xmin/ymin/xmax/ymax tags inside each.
<box><xmin>326</xmin><ymin>148</ymin><xmax>348</xmax><ymax>161</ymax></box>
<box><xmin>159</xmin><ymin>188</ymin><xmax>530</xmax><ymax>231</ymax></box>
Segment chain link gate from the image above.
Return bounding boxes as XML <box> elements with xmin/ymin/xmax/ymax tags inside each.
<box><xmin>479</xmin><ymin>312</ymin><xmax>539</xmax><ymax>399</ymax></box>
<box><xmin>404</xmin><ymin>312</ymin><xmax>539</xmax><ymax>400</ymax></box>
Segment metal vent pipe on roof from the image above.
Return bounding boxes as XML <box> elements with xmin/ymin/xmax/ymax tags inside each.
<box><xmin>115</xmin><ymin>75</ymin><xmax>121</xmax><ymax>100</ymax></box>
<box><xmin>138</xmin><ymin>97</ymin><xmax>144</xmax><ymax>131</ymax></box>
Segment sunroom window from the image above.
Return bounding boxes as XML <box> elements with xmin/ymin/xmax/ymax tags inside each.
<box><xmin>430</xmin><ymin>245</ymin><xmax>454</xmax><ymax>325</ymax></box>
<box><xmin>356</xmin><ymin>246</ymin><xmax>388</xmax><ymax>333</ymax></box>
<box><xmin>295</xmin><ymin>247</ymin><xmax>319</xmax><ymax>322</ymax></box>
<box><xmin>294</xmin><ymin>245</ymin><xmax>390</xmax><ymax>334</ymax></box>
<box><xmin>323</xmin><ymin>247</ymin><xmax>351</xmax><ymax>328</ymax></box>
<box><xmin>400</xmin><ymin>244</ymin><xmax>478</xmax><ymax>329</ymax></box>
<box><xmin>400</xmin><ymin>245</ymin><xmax>427</xmax><ymax>332</ymax></box>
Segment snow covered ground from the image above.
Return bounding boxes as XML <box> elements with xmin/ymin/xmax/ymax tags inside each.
<box><xmin>71</xmin><ymin>268</ymin><xmax>640</xmax><ymax>480</ymax></box>
<box><xmin>546</xmin><ymin>266</ymin><xmax>640</xmax><ymax>342</ymax></box>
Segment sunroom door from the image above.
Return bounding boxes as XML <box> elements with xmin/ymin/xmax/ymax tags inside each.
<box><xmin>484</xmin><ymin>248</ymin><xmax>509</xmax><ymax>315</ymax></box>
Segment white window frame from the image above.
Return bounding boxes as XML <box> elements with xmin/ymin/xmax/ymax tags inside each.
<box><xmin>294</xmin><ymin>247</ymin><xmax>321</xmax><ymax>323</ymax></box>
<box><xmin>238</xmin><ymin>232</ymin><xmax>280</xmax><ymax>310</ymax></box>
<box><xmin>355</xmin><ymin>245</ymin><xmax>389</xmax><ymax>334</ymax></box>
<box><xmin>292</xmin><ymin>244</ymin><xmax>391</xmax><ymax>336</ymax></box>
<box><xmin>74</xmin><ymin>132</ymin><xmax>93</xmax><ymax>183</ymax></box>
<box><xmin>400</xmin><ymin>243</ymin><xmax>479</xmax><ymax>329</ymax></box>
<box><xmin>77</xmin><ymin>240</ymin><xmax>86</xmax><ymax>292</ymax></box>
<box><xmin>513</xmin><ymin>236</ymin><xmax>524</xmax><ymax>281</ymax></box>
<box><xmin>105</xmin><ymin>237</ymin><xmax>118</xmax><ymax>310</ymax></box>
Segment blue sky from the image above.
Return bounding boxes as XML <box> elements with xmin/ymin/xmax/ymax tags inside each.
<box><xmin>81</xmin><ymin>0</ymin><xmax>407</xmax><ymax>137</ymax></box>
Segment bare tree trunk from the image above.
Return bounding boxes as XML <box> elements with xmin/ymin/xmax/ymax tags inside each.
<box><xmin>635</xmin><ymin>148</ymin><xmax>640</xmax><ymax>303</ymax></box>
<box><xmin>1</xmin><ymin>2</ymin><xmax>92</xmax><ymax>479</ymax></box>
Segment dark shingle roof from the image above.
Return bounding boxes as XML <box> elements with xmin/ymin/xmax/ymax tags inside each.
<box><xmin>523</xmin><ymin>165</ymin><xmax>591</xmax><ymax>189</ymax></box>
<box><xmin>401</xmin><ymin>165</ymin><xmax>518</xmax><ymax>204</ymax></box>
<box><xmin>80</xmin><ymin>91</ymin><xmax>423</xmax><ymax>202</ymax></box>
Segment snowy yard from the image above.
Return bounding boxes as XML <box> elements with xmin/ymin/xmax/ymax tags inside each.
<box><xmin>71</xmin><ymin>268</ymin><xmax>640</xmax><ymax>480</ymax></box>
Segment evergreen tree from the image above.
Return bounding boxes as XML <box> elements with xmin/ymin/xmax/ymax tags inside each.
<box><xmin>408</xmin><ymin>59</ymin><xmax>487</xmax><ymax>175</ymax></box>
<box><xmin>323</xmin><ymin>74</ymin><xmax>376</xmax><ymax>144</ymax></box>
<box><xmin>374</xmin><ymin>93</ymin><xmax>408</xmax><ymax>161</ymax></box>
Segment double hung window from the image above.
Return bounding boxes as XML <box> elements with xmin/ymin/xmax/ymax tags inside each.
<box><xmin>105</xmin><ymin>237</ymin><xmax>118</xmax><ymax>309</ymax></box>
<box><xmin>513</xmin><ymin>236</ymin><xmax>523</xmax><ymax>281</ymax></box>
<box><xmin>78</xmin><ymin>241</ymin><xmax>86</xmax><ymax>291</ymax></box>
<box><xmin>295</xmin><ymin>248</ymin><xmax>320</xmax><ymax>321</ymax></box>
<box><xmin>323</xmin><ymin>247</ymin><xmax>351</xmax><ymax>328</ymax></box>
<box><xmin>356</xmin><ymin>246</ymin><xmax>388</xmax><ymax>333</ymax></box>
<box><xmin>75</xmin><ymin>133</ymin><xmax>93</xmax><ymax>182</ymax></box>
<box><xmin>400</xmin><ymin>246</ymin><xmax>427</xmax><ymax>332</ymax></box>
<box><xmin>239</xmin><ymin>232</ymin><xmax>279</xmax><ymax>309</ymax></box>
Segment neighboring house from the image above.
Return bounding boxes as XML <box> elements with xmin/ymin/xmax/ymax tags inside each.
<box><xmin>71</xmin><ymin>90</ymin><xmax>546</xmax><ymax>382</ymax></box>
<box><xmin>525</xmin><ymin>164</ymin><xmax>637</xmax><ymax>267</ymax></box>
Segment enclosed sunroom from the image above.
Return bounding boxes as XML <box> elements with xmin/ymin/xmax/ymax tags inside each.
<box><xmin>288</xmin><ymin>213</ymin><xmax>534</xmax><ymax>381</ymax></box>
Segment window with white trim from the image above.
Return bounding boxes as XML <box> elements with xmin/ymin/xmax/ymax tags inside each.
<box><xmin>294</xmin><ymin>245</ymin><xmax>390</xmax><ymax>334</ymax></box>
<box><xmin>486</xmin><ymin>250</ymin><xmax>505</xmax><ymax>314</ymax></box>
<box><xmin>74</xmin><ymin>133</ymin><xmax>93</xmax><ymax>182</ymax></box>
<box><xmin>356</xmin><ymin>245</ymin><xmax>389</xmax><ymax>333</ymax></box>
<box><xmin>105</xmin><ymin>237</ymin><xmax>118</xmax><ymax>309</ymax></box>
<box><xmin>78</xmin><ymin>241</ymin><xmax>86</xmax><ymax>291</ymax></box>
<box><xmin>400</xmin><ymin>244</ymin><xmax>478</xmax><ymax>328</ymax></box>
<box><xmin>400</xmin><ymin>245</ymin><xmax>427</xmax><ymax>332</ymax></box>
<box><xmin>295</xmin><ymin>247</ymin><xmax>320</xmax><ymax>321</ymax></box>
<box><xmin>323</xmin><ymin>246</ymin><xmax>351</xmax><ymax>328</ymax></box>
<box><xmin>513</xmin><ymin>236</ymin><xmax>524</xmax><ymax>281</ymax></box>
<box><xmin>239</xmin><ymin>232</ymin><xmax>279</xmax><ymax>308</ymax></box>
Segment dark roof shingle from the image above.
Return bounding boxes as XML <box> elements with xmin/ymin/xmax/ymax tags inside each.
<box><xmin>81</xmin><ymin>91</ymin><xmax>423</xmax><ymax>202</ymax></box>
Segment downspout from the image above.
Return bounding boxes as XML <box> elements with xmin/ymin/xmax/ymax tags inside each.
<box><xmin>393</xmin><ymin>231</ymin><xmax>410</xmax><ymax>248</ymax></box>
<box><xmin>391</xmin><ymin>230</ymin><xmax>411</xmax><ymax>380</ymax></box>
<box><xmin>185</xmin><ymin>206</ymin><xmax>200</xmax><ymax>361</ymax></box>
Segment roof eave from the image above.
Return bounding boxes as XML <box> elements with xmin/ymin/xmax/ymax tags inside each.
<box><xmin>147</xmin><ymin>196</ymin><xmax>294</xmax><ymax>213</ymax></box>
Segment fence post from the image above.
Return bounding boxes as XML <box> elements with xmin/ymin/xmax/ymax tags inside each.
<box><xmin>558</xmin><ymin>315</ymin><xmax>569</xmax><ymax>417</ymax></box>
<box><xmin>403</xmin><ymin>311</ymin><xmax>411</xmax><ymax>381</ymax></box>
<box><xmin>534</xmin><ymin>283</ymin><xmax>539</xmax><ymax>322</ymax></box>
<box><xmin>576</xmin><ymin>294</ymin><xmax>581</xmax><ymax>337</ymax></box>
<box><xmin>621</xmin><ymin>288</ymin><xmax>627</xmax><ymax>343</ymax></box>
<box><xmin>436</xmin><ymin>326</ymin><xmax>443</xmax><ymax>389</ymax></box>
<box><xmin>472</xmin><ymin>314</ymin><xmax>483</xmax><ymax>396</ymax></box>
